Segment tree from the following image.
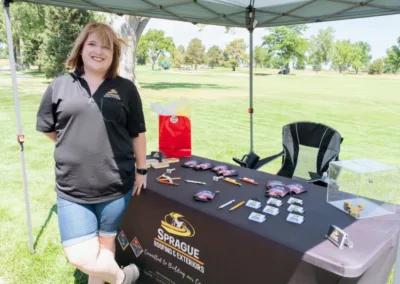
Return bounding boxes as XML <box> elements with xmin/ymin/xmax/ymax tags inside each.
<box><xmin>118</xmin><ymin>16</ymin><xmax>150</xmax><ymax>85</ymax></box>
<box><xmin>138</xmin><ymin>29</ymin><xmax>174</xmax><ymax>71</ymax></box>
<box><xmin>385</xmin><ymin>37</ymin><xmax>400</xmax><ymax>74</ymax></box>
<box><xmin>254</xmin><ymin>46</ymin><xmax>263</xmax><ymax>68</ymax></box>
<box><xmin>136</xmin><ymin>39</ymin><xmax>149</xmax><ymax>65</ymax></box>
<box><xmin>254</xmin><ymin>46</ymin><xmax>273</xmax><ymax>68</ymax></box>
<box><xmin>171</xmin><ymin>46</ymin><xmax>184</xmax><ymax>68</ymax></box>
<box><xmin>0</xmin><ymin>2</ymin><xmax>46</xmax><ymax>69</ymax></box>
<box><xmin>270</xmin><ymin>55</ymin><xmax>286</xmax><ymax>69</ymax></box>
<box><xmin>294</xmin><ymin>57</ymin><xmax>306</xmax><ymax>70</ymax></box>
<box><xmin>350</xmin><ymin>41</ymin><xmax>371</xmax><ymax>74</ymax></box>
<box><xmin>0</xmin><ymin>45</ymin><xmax>7</xmax><ymax>59</ymax></box>
<box><xmin>207</xmin><ymin>45</ymin><xmax>222</xmax><ymax>68</ymax></box>
<box><xmin>308</xmin><ymin>41</ymin><xmax>322</xmax><ymax>72</ymax></box>
<box><xmin>262</xmin><ymin>25</ymin><xmax>308</xmax><ymax>71</ymax></box>
<box><xmin>368</xmin><ymin>58</ymin><xmax>384</xmax><ymax>75</ymax></box>
<box><xmin>23</xmin><ymin>37</ymin><xmax>46</xmax><ymax>72</ymax></box>
<box><xmin>333</xmin><ymin>40</ymin><xmax>353</xmax><ymax>73</ymax></box>
<box><xmin>223</xmin><ymin>38</ymin><xmax>247</xmax><ymax>71</ymax></box>
<box><xmin>349</xmin><ymin>44</ymin><xmax>363</xmax><ymax>74</ymax></box>
<box><xmin>185</xmin><ymin>38</ymin><xmax>206</xmax><ymax>70</ymax></box>
<box><xmin>308</xmin><ymin>27</ymin><xmax>335</xmax><ymax>72</ymax></box>
<box><xmin>178</xmin><ymin>45</ymin><xmax>185</xmax><ymax>54</ymax></box>
<box><xmin>42</xmin><ymin>7</ymin><xmax>97</xmax><ymax>78</ymax></box>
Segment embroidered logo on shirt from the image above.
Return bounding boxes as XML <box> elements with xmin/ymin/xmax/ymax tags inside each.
<box><xmin>108</xmin><ymin>89</ymin><xmax>118</xmax><ymax>94</ymax></box>
<box><xmin>104</xmin><ymin>89</ymin><xmax>120</xmax><ymax>100</ymax></box>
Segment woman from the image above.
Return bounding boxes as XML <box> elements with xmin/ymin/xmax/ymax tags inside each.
<box><xmin>36</xmin><ymin>22</ymin><xmax>146</xmax><ymax>284</ymax></box>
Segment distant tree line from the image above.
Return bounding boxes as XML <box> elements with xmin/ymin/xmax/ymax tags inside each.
<box><xmin>137</xmin><ymin>25</ymin><xmax>400</xmax><ymax>75</ymax></box>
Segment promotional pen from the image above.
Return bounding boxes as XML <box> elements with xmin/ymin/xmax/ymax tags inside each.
<box><xmin>229</xmin><ymin>201</ymin><xmax>245</xmax><ymax>211</ymax></box>
<box><xmin>239</xmin><ymin>177</ymin><xmax>259</xmax><ymax>185</ymax></box>
<box><xmin>159</xmin><ymin>180</ymin><xmax>179</xmax><ymax>186</ymax></box>
<box><xmin>185</xmin><ymin>180</ymin><xmax>207</xmax><ymax>185</ymax></box>
<box><xmin>159</xmin><ymin>177</ymin><xmax>181</xmax><ymax>181</ymax></box>
<box><xmin>224</xmin><ymin>178</ymin><xmax>242</xmax><ymax>186</ymax></box>
<box><xmin>218</xmin><ymin>199</ymin><xmax>235</xmax><ymax>209</ymax></box>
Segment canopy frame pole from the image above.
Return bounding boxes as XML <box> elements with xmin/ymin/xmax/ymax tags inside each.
<box><xmin>246</xmin><ymin>3</ymin><xmax>256</xmax><ymax>152</ymax></box>
<box><xmin>249</xmin><ymin>28</ymin><xmax>254</xmax><ymax>152</ymax></box>
<box><xmin>394</xmin><ymin>237</ymin><xmax>400</xmax><ymax>284</ymax></box>
<box><xmin>3</xmin><ymin>0</ymin><xmax>34</xmax><ymax>254</ymax></box>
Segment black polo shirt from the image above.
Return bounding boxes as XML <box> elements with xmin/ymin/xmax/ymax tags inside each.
<box><xmin>36</xmin><ymin>71</ymin><xmax>146</xmax><ymax>204</ymax></box>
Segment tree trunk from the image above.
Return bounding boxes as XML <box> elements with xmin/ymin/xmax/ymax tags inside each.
<box><xmin>118</xmin><ymin>16</ymin><xmax>150</xmax><ymax>87</ymax></box>
<box><xmin>13</xmin><ymin>45</ymin><xmax>18</xmax><ymax>63</ymax></box>
<box><xmin>211</xmin><ymin>62</ymin><xmax>214</xmax><ymax>69</ymax></box>
<box><xmin>356</xmin><ymin>69</ymin><xmax>359</xmax><ymax>74</ymax></box>
<box><xmin>14</xmin><ymin>44</ymin><xmax>22</xmax><ymax>69</ymax></box>
<box><xmin>152</xmin><ymin>60</ymin><xmax>156</xmax><ymax>71</ymax></box>
<box><xmin>14</xmin><ymin>40</ymin><xmax>28</xmax><ymax>70</ymax></box>
<box><xmin>15</xmin><ymin>41</ymin><xmax>21</xmax><ymax>65</ymax></box>
<box><xmin>20</xmin><ymin>38</ymin><xmax>23</xmax><ymax>65</ymax></box>
<box><xmin>232</xmin><ymin>65</ymin><xmax>236</xmax><ymax>71</ymax></box>
<box><xmin>195</xmin><ymin>64</ymin><xmax>198</xmax><ymax>70</ymax></box>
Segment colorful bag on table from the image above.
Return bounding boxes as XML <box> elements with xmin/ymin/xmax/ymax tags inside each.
<box><xmin>158</xmin><ymin>115</ymin><xmax>191</xmax><ymax>158</ymax></box>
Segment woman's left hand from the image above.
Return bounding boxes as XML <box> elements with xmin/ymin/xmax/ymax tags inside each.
<box><xmin>133</xmin><ymin>173</ymin><xmax>147</xmax><ymax>196</ymax></box>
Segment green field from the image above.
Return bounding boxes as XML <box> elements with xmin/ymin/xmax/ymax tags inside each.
<box><xmin>1</xmin><ymin>65</ymin><xmax>399</xmax><ymax>283</ymax></box>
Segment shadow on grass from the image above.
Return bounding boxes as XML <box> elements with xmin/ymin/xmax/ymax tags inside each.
<box><xmin>255</xmin><ymin>73</ymin><xmax>273</xmax><ymax>76</ymax></box>
<box><xmin>141</xmin><ymin>82</ymin><xmax>231</xmax><ymax>90</ymax></box>
<box><xmin>74</xmin><ymin>269</ymin><xmax>88</xmax><ymax>284</ymax></box>
<box><xmin>34</xmin><ymin>204</ymin><xmax>57</xmax><ymax>249</ymax></box>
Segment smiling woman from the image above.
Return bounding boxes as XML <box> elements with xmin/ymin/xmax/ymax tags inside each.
<box><xmin>35</xmin><ymin>22</ymin><xmax>147</xmax><ymax>284</ymax></box>
<box><xmin>66</xmin><ymin>23</ymin><xmax>122</xmax><ymax>81</ymax></box>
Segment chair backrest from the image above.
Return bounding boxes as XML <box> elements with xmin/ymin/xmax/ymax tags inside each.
<box><xmin>277</xmin><ymin>121</ymin><xmax>343</xmax><ymax>179</ymax></box>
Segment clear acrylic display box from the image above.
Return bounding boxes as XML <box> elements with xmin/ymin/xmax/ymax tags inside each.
<box><xmin>327</xmin><ymin>158</ymin><xmax>399</xmax><ymax>219</ymax></box>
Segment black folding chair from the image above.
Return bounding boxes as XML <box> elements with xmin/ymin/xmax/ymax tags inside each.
<box><xmin>233</xmin><ymin>122</ymin><xmax>343</xmax><ymax>185</ymax></box>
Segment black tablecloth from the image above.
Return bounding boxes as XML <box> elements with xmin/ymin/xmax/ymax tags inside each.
<box><xmin>116</xmin><ymin>155</ymin><xmax>400</xmax><ymax>284</ymax></box>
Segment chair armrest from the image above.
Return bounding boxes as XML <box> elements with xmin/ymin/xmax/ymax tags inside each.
<box><xmin>253</xmin><ymin>151</ymin><xmax>284</xmax><ymax>170</ymax></box>
<box><xmin>232</xmin><ymin>157</ymin><xmax>247</xmax><ymax>167</ymax></box>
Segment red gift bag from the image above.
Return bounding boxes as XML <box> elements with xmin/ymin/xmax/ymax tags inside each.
<box><xmin>158</xmin><ymin>115</ymin><xmax>191</xmax><ymax>157</ymax></box>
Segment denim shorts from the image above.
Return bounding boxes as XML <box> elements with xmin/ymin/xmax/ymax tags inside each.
<box><xmin>57</xmin><ymin>189</ymin><xmax>133</xmax><ymax>247</ymax></box>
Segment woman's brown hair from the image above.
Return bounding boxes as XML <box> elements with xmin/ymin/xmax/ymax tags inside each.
<box><xmin>66</xmin><ymin>22</ymin><xmax>126</xmax><ymax>79</ymax></box>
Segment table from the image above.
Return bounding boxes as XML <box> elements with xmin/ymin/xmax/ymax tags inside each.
<box><xmin>115</xmin><ymin>156</ymin><xmax>400</xmax><ymax>284</ymax></box>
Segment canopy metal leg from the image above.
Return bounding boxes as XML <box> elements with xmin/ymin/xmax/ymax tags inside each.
<box><xmin>394</xmin><ymin>234</ymin><xmax>400</xmax><ymax>284</ymax></box>
<box><xmin>249</xmin><ymin>29</ymin><xmax>254</xmax><ymax>152</ymax></box>
<box><xmin>3</xmin><ymin>0</ymin><xmax>34</xmax><ymax>254</ymax></box>
<box><xmin>246</xmin><ymin>3</ymin><xmax>256</xmax><ymax>153</ymax></box>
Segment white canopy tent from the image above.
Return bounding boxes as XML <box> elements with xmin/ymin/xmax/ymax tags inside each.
<box><xmin>3</xmin><ymin>0</ymin><xmax>400</xmax><ymax>281</ymax></box>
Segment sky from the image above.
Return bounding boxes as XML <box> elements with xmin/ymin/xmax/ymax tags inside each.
<box><xmin>134</xmin><ymin>14</ymin><xmax>400</xmax><ymax>60</ymax></box>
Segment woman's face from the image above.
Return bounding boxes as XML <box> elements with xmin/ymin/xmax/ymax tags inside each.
<box><xmin>81</xmin><ymin>32</ymin><xmax>113</xmax><ymax>76</ymax></box>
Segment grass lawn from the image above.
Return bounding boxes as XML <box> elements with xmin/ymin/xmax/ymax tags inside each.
<box><xmin>1</xmin><ymin>65</ymin><xmax>399</xmax><ymax>283</ymax></box>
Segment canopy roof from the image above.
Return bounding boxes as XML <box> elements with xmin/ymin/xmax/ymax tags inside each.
<box><xmin>14</xmin><ymin>0</ymin><xmax>400</xmax><ymax>28</ymax></box>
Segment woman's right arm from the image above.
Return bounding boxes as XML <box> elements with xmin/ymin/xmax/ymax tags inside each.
<box><xmin>37</xmin><ymin>84</ymin><xmax>57</xmax><ymax>142</ymax></box>
<box><xmin>43</xmin><ymin>132</ymin><xmax>56</xmax><ymax>143</ymax></box>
